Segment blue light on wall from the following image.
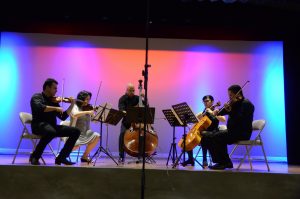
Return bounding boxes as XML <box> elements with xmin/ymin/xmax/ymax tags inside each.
<box><xmin>0</xmin><ymin>46</ymin><xmax>19</xmax><ymax>135</ymax></box>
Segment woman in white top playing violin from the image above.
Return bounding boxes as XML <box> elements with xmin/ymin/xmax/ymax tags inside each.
<box><xmin>70</xmin><ymin>90</ymin><xmax>100</xmax><ymax>162</ymax></box>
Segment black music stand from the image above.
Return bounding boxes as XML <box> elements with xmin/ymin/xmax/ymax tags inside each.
<box><xmin>171</xmin><ymin>102</ymin><xmax>198</xmax><ymax>168</ymax></box>
<box><xmin>89</xmin><ymin>104</ymin><xmax>125</xmax><ymax>166</ymax></box>
<box><xmin>126</xmin><ymin>106</ymin><xmax>155</xmax><ymax>162</ymax></box>
<box><xmin>162</xmin><ymin>109</ymin><xmax>183</xmax><ymax>166</ymax></box>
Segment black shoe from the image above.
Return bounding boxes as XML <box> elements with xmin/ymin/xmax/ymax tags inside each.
<box><xmin>80</xmin><ymin>157</ymin><xmax>91</xmax><ymax>163</ymax></box>
<box><xmin>202</xmin><ymin>160</ymin><xmax>208</xmax><ymax>167</ymax></box>
<box><xmin>29</xmin><ymin>155</ymin><xmax>41</xmax><ymax>165</ymax></box>
<box><xmin>55</xmin><ymin>158</ymin><xmax>76</xmax><ymax>165</ymax></box>
<box><xmin>208</xmin><ymin>163</ymin><xmax>226</xmax><ymax>170</ymax></box>
<box><xmin>181</xmin><ymin>159</ymin><xmax>195</xmax><ymax>167</ymax></box>
<box><xmin>225</xmin><ymin>161</ymin><xmax>233</xmax><ymax>169</ymax></box>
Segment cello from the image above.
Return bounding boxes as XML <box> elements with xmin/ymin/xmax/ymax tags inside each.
<box><xmin>123</xmin><ymin>80</ymin><xmax>159</xmax><ymax>157</ymax></box>
<box><xmin>177</xmin><ymin>101</ymin><xmax>221</xmax><ymax>151</ymax></box>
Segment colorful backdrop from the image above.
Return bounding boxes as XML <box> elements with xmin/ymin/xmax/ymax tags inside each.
<box><xmin>0</xmin><ymin>32</ymin><xmax>286</xmax><ymax>161</ymax></box>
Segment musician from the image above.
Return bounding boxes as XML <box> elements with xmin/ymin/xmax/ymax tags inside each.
<box><xmin>30</xmin><ymin>78</ymin><xmax>80</xmax><ymax>165</ymax></box>
<box><xmin>118</xmin><ymin>83</ymin><xmax>139</xmax><ymax>163</ymax></box>
<box><xmin>69</xmin><ymin>90</ymin><xmax>100</xmax><ymax>162</ymax></box>
<box><xmin>208</xmin><ymin>84</ymin><xmax>255</xmax><ymax>170</ymax></box>
<box><xmin>182</xmin><ymin>95</ymin><xmax>226</xmax><ymax>167</ymax></box>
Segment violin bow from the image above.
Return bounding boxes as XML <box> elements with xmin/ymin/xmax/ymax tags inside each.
<box><xmin>61</xmin><ymin>78</ymin><xmax>65</xmax><ymax>107</ymax></box>
<box><xmin>218</xmin><ymin>80</ymin><xmax>250</xmax><ymax>114</ymax></box>
<box><xmin>93</xmin><ymin>81</ymin><xmax>102</xmax><ymax>108</ymax></box>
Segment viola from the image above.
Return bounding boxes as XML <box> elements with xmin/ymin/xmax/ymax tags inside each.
<box><xmin>218</xmin><ymin>80</ymin><xmax>250</xmax><ymax>113</ymax></box>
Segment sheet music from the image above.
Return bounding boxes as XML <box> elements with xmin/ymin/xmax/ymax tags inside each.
<box><xmin>171</xmin><ymin>108</ymin><xmax>184</xmax><ymax>126</ymax></box>
<box><xmin>92</xmin><ymin>102</ymin><xmax>112</xmax><ymax>121</ymax></box>
<box><xmin>171</xmin><ymin>102</ymin><xmax>198</xmax><ymax>124</ymax></box>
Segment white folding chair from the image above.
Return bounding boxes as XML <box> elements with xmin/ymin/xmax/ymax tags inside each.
<box><xmin>58</xmin><ymin>120</ymin><xmax>81</xmax><ymax>162</ymax></box>
<box><xmin>229</xmin><ymin>119</ymin><xmax>270</xmax><ymax>171</ymax></box>
<box><xmin>12</xmin><ymin>112</ymin><xmax>56</xmax><ymax>164</ymax></box>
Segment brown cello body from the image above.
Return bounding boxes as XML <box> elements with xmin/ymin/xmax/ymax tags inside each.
<box><xmin>178</xmin><ymin>115</ymin><xmax>212</xmax><ymax>151</ymax></box>
<box><xmin>124</xmin><ymin>124</ymin><xmax>158</xmax><ymax>157</ymax></box>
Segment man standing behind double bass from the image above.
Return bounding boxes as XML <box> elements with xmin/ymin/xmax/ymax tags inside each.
<box><xmin>118</xmin><ymin>83</ymin><xmax>139</xmax><ymax>164</ymax></box>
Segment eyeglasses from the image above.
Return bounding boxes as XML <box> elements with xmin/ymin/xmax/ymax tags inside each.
<box><xmin>203</xmin><ymin>100</ymin><xmax>211</xmax><ymax>103</ymax></box>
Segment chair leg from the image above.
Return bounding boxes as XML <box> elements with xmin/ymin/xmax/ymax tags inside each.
<box><xmin>48</xmin><ymin>144</ymin><xmax>57</xmax><ymax>158</ymax></box>
<box><xmin>193</xmin><ymin>146</ymin><xmax>203</xmax><ymax>166</ymax></box>
<box><xmin>12</xmin><ymin>136</ymin><xmax>24</xmax><ymax>164</ymax></box>
<box><xmin>76</xmin><ymin>146</ymin><xmax>81</xmax><ymax>163</ymax></box>
<box><xmin>237</xmin><ymin>145</ymin><xmax>253</xmax><ymax>170</ymax></box>
<box><xmin>57</xmin><ymin>139</ymin><xmax>62</xmax><ymax>156</ymax></box>
<box><xmin>194</xmin><ymin>146</ymin><xmax>202</xmax><ymax>160</ymax></box>
<box><xmin>261</xmin><ymin>143</ymin><xmax>270</xmax><ymax>172</ymax></box>
<box><xmin>245</xmin><ymin>146</ymin><xmax>253</xmax><ymax>171</ymax></box>
<box><xmin>229</xmin><ymin>144</ymin><xmax>238</xmax><ymax>158</ymax></box>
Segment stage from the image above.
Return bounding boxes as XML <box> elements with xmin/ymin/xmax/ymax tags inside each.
<box><xmin>1</xmin><ymin>154</ymin><xmax>299</xmax><ymax>199</ymax></box>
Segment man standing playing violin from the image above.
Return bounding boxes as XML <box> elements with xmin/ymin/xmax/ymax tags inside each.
<box><xmin>207</xmin><ymin>84</ymin><xmax>254</xmax><ymax>170</ymax></box>
<box><xmin>30</xmin><ymin>78</ymin><xmax>80</xmax><ymax>165</ymax></box>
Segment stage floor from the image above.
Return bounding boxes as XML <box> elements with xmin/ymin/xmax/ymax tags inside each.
<box><xmin>1</xmin><ymin>153</ymin><xmax>300</xmax><ymax>199</ymax></box>
<box><xmin>1</xmin><ymin>153</ymin><xmax>299</xmax><ymax>174</ymax></box>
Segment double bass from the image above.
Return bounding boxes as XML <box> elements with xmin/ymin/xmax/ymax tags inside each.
<box><xmin>123</xmin><ymin>80</ymin><xmax>159</xmax><ymax>157</ymax></box>
<box><xmin>177</xmin><ymin>101</ymin><xmax>221</xmax><ymax>151</ymax></box>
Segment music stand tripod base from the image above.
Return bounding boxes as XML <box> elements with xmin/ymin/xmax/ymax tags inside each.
<box><xmin>89</xmin><ymin>105</ymin><xmax>125</xmax><ymax>166</ymax></box>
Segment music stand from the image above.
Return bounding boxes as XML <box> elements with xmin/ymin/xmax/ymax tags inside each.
<box><xmin>89</xmin><ymin>103</ymin><xmax>124</xmax><ymax>166</ymax></box>
<box><xmin>162</xmin><ymin>109</ymin><xmax>183</xmax><ymax>166</ymax></box>
<box><xmin>171</xmin><ymin>102</ymin><xmax>198</xmax><ymax>168</ymax></box>
<box><xmin>126</xmin><ymin>106</ymin><xmax>155</xmax><ymax>162</ymax></box>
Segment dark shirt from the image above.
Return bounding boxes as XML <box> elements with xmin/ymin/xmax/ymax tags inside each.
<box><xmin>118</xmin><ymin>94</ymin><xmax>139</xmax><ymax>129</ymax></box>
<box><xmin>30</xmin><ymin>92</ymin><xmax>69</xmax><ymax>133</ymax></box>
<box><xmin>219</xmin><ymin>98</ymin><xmax>255</xmax><ymax>142</ymax></box>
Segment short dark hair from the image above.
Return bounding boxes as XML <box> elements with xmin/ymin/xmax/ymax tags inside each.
<box><xmin>228</xmin><ymin>84</ymin><xmax>244</xmax><ymax>98</ymax></box>
<box><xmin>43</xmin><ymin>78</ymin><xmax>58</xmax><ymax>91</ymax></box>
<box><xmin>76</xmin><ymin>90</ymin><xmax>92</xmax><ymax>107</ymax></box>
<box><xmin>202</xmin><ymin>95</ymin><xmax>214</xmax><ymax>102</ymax></box>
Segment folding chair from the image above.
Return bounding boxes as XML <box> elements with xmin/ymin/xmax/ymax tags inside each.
<box><xmin>12</xmin><ymin>112</ymin><xmax>56</xmax><ymax>164</ymax></box>
<box><xmin>229</xmin><ymin>119</ymin><xmax>270</xmax><ymax>171</ymax></box>
<box><xmin>58</xmin><ymin>120</ymin><xmax>81</xmax><ymax>162</ymax></box>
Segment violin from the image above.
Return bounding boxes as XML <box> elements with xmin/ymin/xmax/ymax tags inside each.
<box><xmin>219</xmin><ymin>80</ymin><xmax>250</xmax><ymax>113</ymax></box>
<box><xmin>51</xmin><ymin>96</ymin><xmax>85</xmax><ymax>104</ymax></box>
<box><xmin>81</xmin><ymin>104</ymin><xmax>99</xmax><ymax>111</ymax></box>
<box><xmin>50</xmin><ymin>96</ymin><xmax>75</xmax><ymax>103</ymax></box>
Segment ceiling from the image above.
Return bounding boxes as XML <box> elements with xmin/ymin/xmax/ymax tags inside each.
<box><xmin>1</xmin><ymin>0</ymin><xmax>300</xmax><ymax>40</ymax></box>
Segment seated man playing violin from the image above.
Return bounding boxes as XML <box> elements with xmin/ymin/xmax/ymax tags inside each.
<box><xmin>30</xmin><ymin>78</ymin><xmax>81</xmax><ymax>165</ymax></box>
<box><xmin>206</xmin><ymin>84</ymin><xmax>255</xmax><ymax>170</ymax></box>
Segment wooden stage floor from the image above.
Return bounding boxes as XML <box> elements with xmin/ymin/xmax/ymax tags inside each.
<box><xmin>1</xmin><ymin>153</ymin><xmax>299</xmax><ymax>174</ymax></box>
<box><xmin>1</xmin><ymin>153</ymin><xmax>300</xmax><ymax>199</ymax></box>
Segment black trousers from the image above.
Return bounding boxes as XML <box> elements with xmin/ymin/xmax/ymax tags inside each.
<box><xmin>32</xmin><ymin>122</ymin><xmax>80</xmax><ymax>160</ymax></box>
<box><xmin>119</xmin><ymin>124</ymin><xmax>127</xmax><ymax>159</ymax></box>
<box><xmin>208</xmin><ymin>130</ymin><xmax>252</xmax><ymax>164</ymax></box>
<box><xmin>186</xmin><ymin>143</ymin><xmax>208</xmax><ymax>161</ymax></box>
